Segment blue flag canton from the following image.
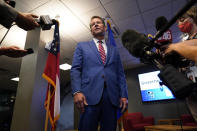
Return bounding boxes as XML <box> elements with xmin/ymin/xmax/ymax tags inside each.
<box><xmin>50</xmin><ymin>24</ymin><xmax>60</xmax><ymax>55</ymax></box>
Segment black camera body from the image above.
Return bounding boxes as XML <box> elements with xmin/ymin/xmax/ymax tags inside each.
<box><xmin>35</xmin><ymin>15</ymin><xmax>56</xmax><ymax>30</ymax></box>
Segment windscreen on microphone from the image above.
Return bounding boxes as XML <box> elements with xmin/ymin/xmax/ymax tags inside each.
<box><xmin>121</xmin><ymin>29</ymin><xmax>152</xmax><ymax>58</ymax></box>
<box><xmin>155</xmin><ymin>16</ymin><xmax>172</xmax><ymax>45</ymax></box>
<box><xmin>155</xmin><ymin>16</ymin><xmax>168</xmax><ymax>31</ymax></box>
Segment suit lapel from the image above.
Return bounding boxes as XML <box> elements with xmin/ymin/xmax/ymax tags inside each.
<box><xmin>89</xmin><ymin>40</ymin><xmax>103</xmax><ymax>64</ymax></box>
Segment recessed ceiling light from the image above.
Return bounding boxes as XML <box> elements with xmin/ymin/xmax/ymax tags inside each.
<box><xmin>60</xmin><ymin>63</ymin><xmax>71</xmax><ymax>70</ymax></box>
<box><xmin>11</xmin><ymin>77</ymin><xmax>19</xmax><ymax>82</ymax></box>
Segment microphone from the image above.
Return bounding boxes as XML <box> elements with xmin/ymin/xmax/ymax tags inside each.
<box><xmin>155</xmin><ymin>16</ymin><xmax>168</xmax><ymax>31</ymax></box>
<box><xmin>121</xmin><ymin>29</ymin><xmax>153</xmax><ymax>58</ymax></box>
<box><xmin>155</xmin><ymin>16</ymin><xmax>172</xmax><ymax>46</ymax></box>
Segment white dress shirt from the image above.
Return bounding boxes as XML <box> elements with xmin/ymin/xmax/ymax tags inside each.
<box><xmin>93</xmin><ymin>38</ymin><xmax>107</xmax><ymax>56</ymax></box>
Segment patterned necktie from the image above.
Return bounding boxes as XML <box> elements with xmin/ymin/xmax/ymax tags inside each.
<box><xmin>98</xmin><ymin>40</ymin><xmax>106</xmax><ymax>64</ymax></box>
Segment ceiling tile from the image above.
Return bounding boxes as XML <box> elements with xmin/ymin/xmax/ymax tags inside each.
<box><xmin>15</xmin><ymin>0</ymin><xmax>50</xmax><ymax>12</ymax></box>
<box><xmin>104</xmin><ymin>0</ymin><xmax>139</xmax><ymax>21</ymax></box>
<box><xmin>171</xmin><ymin>0</ymin><xmax>187</xmax><ymax>16</ymax></box>
<box><xmin>137</xmin><ymin>0</ymin><xmax>171</xmax><ymax>13</ymax></box>
<box><xmin>33</xmin><ymin>0</ymin><xmax>92</xmax><ymax>44</ymax></box>
<box><xmin>100</xmin><ymin>0</ymin><xmax>114</xmax><ymax>5</ymax></box>
<box><xmin>142</xmin><ymin>3</ymin><xmax>172</xmax><ymax>30</ymax></box>
<box><xmin>60</xmin><ymin>0</ymin><xmax>100</xmax><ymax>15</ymax></box>
<box><xmin>116</xmin><ymin>14</ymin><xmax>145</xmax><ymax>34</ymax></box>
<box><xmin>78</xmin><ymin>6</ymin><xmax>108</xmax><ymax>28</ymax></box>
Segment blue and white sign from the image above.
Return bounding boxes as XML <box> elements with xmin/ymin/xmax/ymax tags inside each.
<box><xmin>138</xmin><ymin>71</ymin><xmax>175</xmax><ymax>102</ymax></box>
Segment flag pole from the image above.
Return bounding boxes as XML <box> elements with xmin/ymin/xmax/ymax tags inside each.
<box><xmin>45</xmin><ymin>84</ymin><xmax>51</xmax><ymax>131</ymax></box>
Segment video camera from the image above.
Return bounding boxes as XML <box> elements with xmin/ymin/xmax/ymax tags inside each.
<box><xmin>121</xmin><ymin>0</ymin><xmax>197</xmax><ymax>99</ymax></box>
<box><xmin>121</xmin><ymin>29</ymin><xmax>190</xmax><ymax>69</ymax></box>
<box><xmin>36</xmin><ymin>15</ymin><xmax>56</xmax><ymax>30</ymax></box>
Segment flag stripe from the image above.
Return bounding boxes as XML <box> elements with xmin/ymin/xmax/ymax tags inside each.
<box><xmin>42</xmin><ymin>21</ymin><xmax>60</xmax><ymax>130</ymax></box>
<box><xmin>42</xmin><ymin>74</ymin><xmax>56</xmax><ymax>88</ymax></box>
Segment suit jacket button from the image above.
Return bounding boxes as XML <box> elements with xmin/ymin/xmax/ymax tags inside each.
<box><xmin>102</xmin><ymin>75</ymin><xmax>104</xmax><ymax>78</ymax></box>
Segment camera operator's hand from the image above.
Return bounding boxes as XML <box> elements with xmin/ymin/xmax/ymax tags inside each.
<box><xmin>160</xmin><ymin>44</ymin><xmax>178</xmax><ymax>59</ymax></box>
<box><xmin>162</xmin><ymin>43</ymin><xmax>196</xmax><ymax>68</ymax></box>
<box><xmin>163</xmin><ymin>44</ymin><xmax>176</xmax><ymax>55</ymax></box>
<box><xmin>15</xmin><ymin>13</ymin><xmax>40</xmax><ymax>31</ymax></box>
<box><xmin>160</xmin><ymin>44</ymin><xmax>170</xmax><ymax>52</ymax></box>
<box><xmin>0</xmin><ymin>46</ymin><xmax>28</xmax><ymax>58</ymax></box>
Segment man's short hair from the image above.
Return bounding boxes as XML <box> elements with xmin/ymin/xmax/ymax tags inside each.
<box><xmin>90</xmin><ymin>16</ymin><xmax>105</xmax><ymax>28</ymax></box>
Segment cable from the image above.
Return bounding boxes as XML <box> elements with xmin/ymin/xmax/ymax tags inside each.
<box><xmin>0</xmin><ymin>24</ymin><xmax>16</xmax><ymax>45</ymax></box>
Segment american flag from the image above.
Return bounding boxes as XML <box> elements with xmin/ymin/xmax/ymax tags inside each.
<box><xmin>42</xmin><ymin>21</ymin><xmax>60</xmax><ymax>131</ymax></box>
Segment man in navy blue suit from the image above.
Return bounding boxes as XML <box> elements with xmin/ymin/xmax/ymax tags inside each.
<box><xmin>71</xmin><ymin>16</ymin><xmax>128</xmax><ymax>131</ymax></box>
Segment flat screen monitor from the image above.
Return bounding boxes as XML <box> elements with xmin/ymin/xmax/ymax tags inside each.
<box><xmin>138</xmin><ymin>71</ymin><xmax>175</xmax><ymax>102</ymax></box>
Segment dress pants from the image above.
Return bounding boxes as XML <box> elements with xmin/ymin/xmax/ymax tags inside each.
<box><xmin>78</xmin><ymin>86</ymin><xmax>117</xmax><ymax>131</ymax></box>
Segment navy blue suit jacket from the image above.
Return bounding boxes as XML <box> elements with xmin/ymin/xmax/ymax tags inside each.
<box><xmin>71</xmin><ymin>40</ymin><xmax>128</xmax><ymax>107</ymax></box>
